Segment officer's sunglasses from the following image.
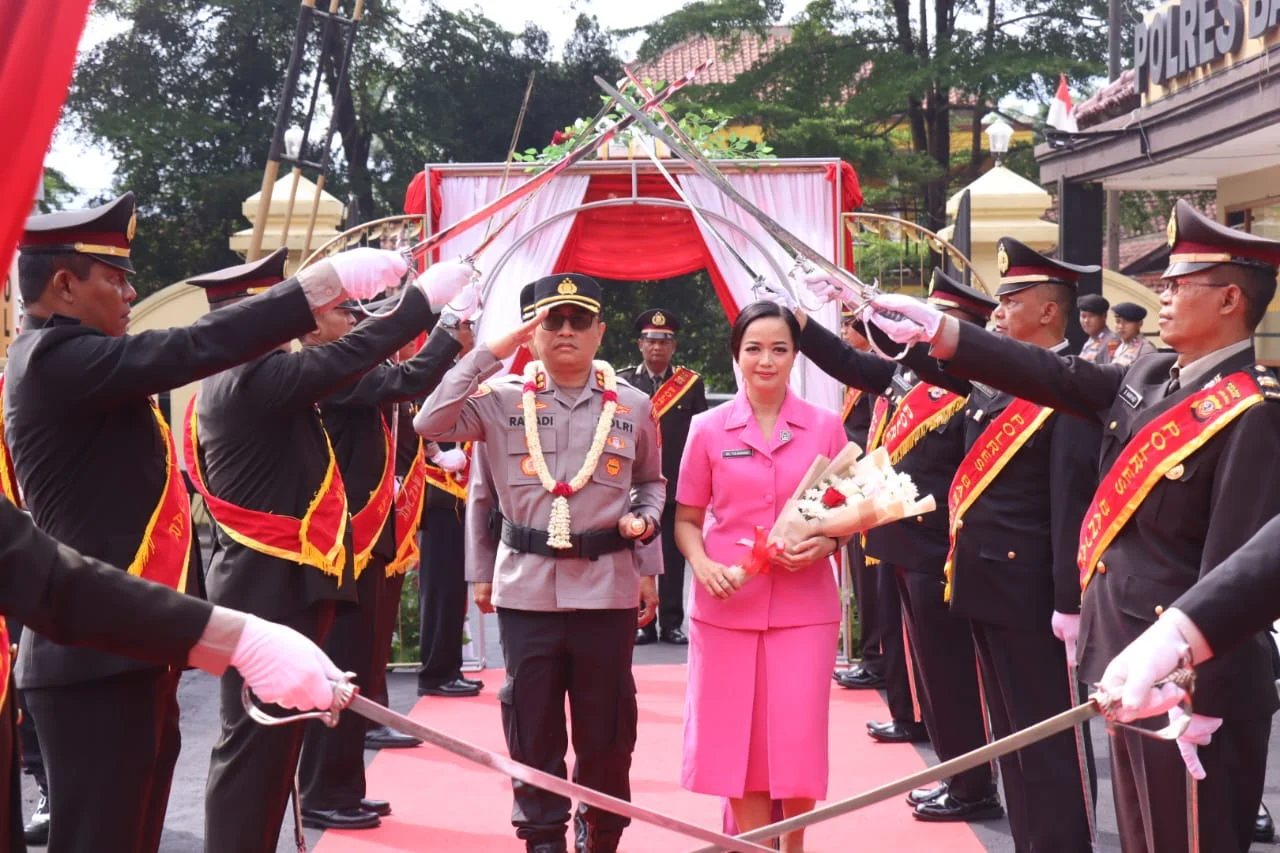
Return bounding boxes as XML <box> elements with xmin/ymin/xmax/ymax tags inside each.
<box><xmin>541</xmin><ymin>311</ymin><xmax>596</xmax><ymax>332</ymax></box>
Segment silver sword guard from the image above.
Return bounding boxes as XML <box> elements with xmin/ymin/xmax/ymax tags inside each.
<box><xmin>1090</xmin><ymin>663</ymin><xmax>1196</xmax><ymax>740</ymax></box>
<box><xmin>240</xmin><ymin>671</ymin><xmax>360</xmax><ymax>729</ymax></box>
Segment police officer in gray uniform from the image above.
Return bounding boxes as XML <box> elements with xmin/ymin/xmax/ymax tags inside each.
<box><xmin>416</xmin><ymin>273</ymin><xmax>664</xmax><ymax>853</ymax></box>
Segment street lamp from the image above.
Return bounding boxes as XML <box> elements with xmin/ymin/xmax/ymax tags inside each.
<box><xmin>985</xmin><ymin>119</ymin><xmax>1013</xmax><ymax>167</ymax></box>
<box><xmin>284</xmin><ymin>124</ymin><xmax>305</xmax><ymax>161</ymax></box>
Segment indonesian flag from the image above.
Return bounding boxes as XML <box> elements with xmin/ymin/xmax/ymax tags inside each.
<box><xmin>1047</xmin><ymin>73</ymin><xmax>1078</xmax><ymax>133</ymax></box>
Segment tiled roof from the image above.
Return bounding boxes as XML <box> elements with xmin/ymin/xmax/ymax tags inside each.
<box><xmin>632</xmin><ymin>27</ymin><xmax>794</xmax><ymax>87</ymax></box>
<box><xmin>1075</xmin><ymin>70</ymin><xmax>1139</xmax><ymax>131</ymax></box>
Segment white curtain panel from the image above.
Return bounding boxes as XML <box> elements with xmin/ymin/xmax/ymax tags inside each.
<box><xmin>434</xmin><ymin>173</ymin><xmax>591</xmax><ymax>359</ymax></box>
<box><xmin>680</xmin><ymin>170</ymin><xmax>843</xmax><ymax>412</ymax></box>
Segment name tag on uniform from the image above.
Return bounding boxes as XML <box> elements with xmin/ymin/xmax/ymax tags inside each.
<box><xmin>1119</xmin><ymin>385</ymin><xmax>1142</xmax><ymax>409</ymax></box>
<box><xmin>892</xmin><ymin>373</ymin><xmax>915</xmax><ymax>394</ymax></box>
<box><xmin>722</xmin><ymin>448</ymin><xmax>754</xmax><ymax>458</ymax></box>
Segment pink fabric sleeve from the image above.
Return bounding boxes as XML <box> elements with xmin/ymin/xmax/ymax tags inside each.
<box><xmin>675</xmin><ymin>413</ymin><xmax>712</xmax><ymax>508</ymax></box>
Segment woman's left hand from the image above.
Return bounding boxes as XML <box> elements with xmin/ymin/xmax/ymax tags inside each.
<box><xmin>772</xmin><ymin>535</ymin><xmax>837</xmax><ymax>571</ymax></box>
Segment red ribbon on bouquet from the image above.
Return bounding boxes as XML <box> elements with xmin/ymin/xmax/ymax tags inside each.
<box><xmin>740</xmin><ymin>526</ymin><xmax>784</xmax><ymax>577</ymax></box>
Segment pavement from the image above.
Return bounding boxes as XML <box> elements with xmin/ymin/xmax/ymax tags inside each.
<box><xmin>17</xmin><ymin>607</ymin><xmax>1280</xmax><ymax>851</ymax></box>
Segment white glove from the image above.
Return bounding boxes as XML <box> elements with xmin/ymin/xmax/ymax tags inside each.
<box><xmin>431</xmin><ymin>447</ymin><xmax>468</xmax><ymax>472</ymax></box>
<box><xmin>327</xmin><ymin>247</ymin><xmax>409</xmax><ymax>301</ymax></box>
<box><xmin>797</xmin><ymin>268</ymin><xmax>844</xmax><ymax>303</ymax></box>
<box><xmin>1051</xmin><ymin>611</ymin><xmax>1081</xmax><ymax>664</ymax></box>
<box><xmin>229</xmin><ymin>614</ymin><xmax>344</xmax><ymax>711</ymax></box>
<box><xmin>1098</xmin><ymin>616</ymin><xmax>1192</xmax><ymax>722</ymax></box>
<box><xmin>445</xmin><ymin>283</ymin><xmax>480</xmax><ymax>321</ymax></box>
<box><xmin>1168</xmin><ymin>707</ymin><xmax>1222</xmax><ymax>780</ymax></box>
<box><xmin>415</xmin><ymin>259</ymin><xmax>476</xmax><ymax>310</ymax></box>
<box><xmin>753</xmin><ymin>278</ymin><xmax>797</xmax><ymax>310</ymax></box>
<box><xmin>866</xmin><ymin>293</ymin><xmax>943</xmax><ymax>344</ymax></box>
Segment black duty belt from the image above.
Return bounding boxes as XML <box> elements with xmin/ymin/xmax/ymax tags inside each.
<box><xmin>500</xmin><ymin>518</ymin><xmax>634</xmax><ymax>560</ymax></box>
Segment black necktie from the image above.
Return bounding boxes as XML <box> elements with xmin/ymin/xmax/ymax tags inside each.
<box><xmin>1165</xmin><ymin>374</ymin><xmax>1180</xmax><ymax>397</ymax></box>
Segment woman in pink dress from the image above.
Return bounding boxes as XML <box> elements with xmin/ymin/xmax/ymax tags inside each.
<box><xmin>675</xmin><ymin>301</ymin><xmax>847</xmax><ymax>852</ymax></box>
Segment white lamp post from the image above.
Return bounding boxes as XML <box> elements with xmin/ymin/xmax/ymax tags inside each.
<box><xmin>283</xmin><ymin>125</ymin><xmax>305</xmax><ymax>161</ymax></box>
<box><xmin>985</xmin><ymin>119</ymin><xmax>1013</xmax><ymax>167</ymax></box>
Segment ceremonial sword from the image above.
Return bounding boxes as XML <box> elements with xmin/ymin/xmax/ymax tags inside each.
<box><xmin>592</xmin><ymin>75</ymin><xmax>920</xmax><ymax>358</ymax></box>
<box><xmin>242</xmin><ymin>681</ymin><xmax>776</xmax><ymax>853</ymax></box>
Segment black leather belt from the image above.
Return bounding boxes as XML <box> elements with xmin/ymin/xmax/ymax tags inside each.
<box><xmin>500</xmin><ymin>517</ymin><xmax>634</xmax><ymax>560</ymax></box>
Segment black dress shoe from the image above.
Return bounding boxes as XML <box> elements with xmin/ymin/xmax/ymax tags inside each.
<box><xmin>528</xmin><ymin>840</ymin><xmax>568</xmax><ymax>853</ymax></box>
<box><xmin>575</xmin><ymin>814</ymin><xmax>623</xmax><ymax>853</ymax></box>
<box><xmin>418</xmin><ymin>677</ymin><xmax>482</xmax><ymax>697</ymax></box>
<box><xmin>460</xmin><ymin>675</ymin><xmax>486</xmax><ymax>690</ymax></box>
<box><xmin>906</xmin><ymin>782</ymin><xmax>947</xmax><ymax>806</ymax></box>
<box><xmin>659</xmin><ymin>628</ymin><xmax>689</xmax><ymax>645</ymax></box>
<box><xmin>866</xmin><ymin>720</ymin><xmax>930</xmax><ymax>744</ymax></box>
<box><xmin>365</xmin><ymin>724</ymin><xmax>422</xmax><ymax>749</ymax></box>
<box><xmin>300</xmin><ymin>807</ymin><xmax>381</xmax><ymax>830</ymax></box>
<box><xmin>1257</xmin><ymin>803</ymin><xmax>1275</xmax><ymax>843</ymax></box>
<box><xmin>913</xmin><ymin>792</ymin><xmax>1004</xmax><ymax>822</ymax></box>
<box><xmin>23</xmin><ymin>794</ymin><xmax>49</xmax><ymax>844</ymax></box>
<box><xmin>835</xmin><ymin>665</ymin><xmax>885</xmax><ymax>690</ymax></box>
<box><xmin>361</xmin><ymin>798</ymin><xmax>392</xmax><ymax>816</ymax></box>
<box><xmin>635</xmin><ymin>628</ymin><xmax>657</xmax><ymax>646</ymax></box>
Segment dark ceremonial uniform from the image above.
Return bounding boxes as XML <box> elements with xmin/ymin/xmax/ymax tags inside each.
<box><xmin>1174</xmin><ymin>512</ymin><xmax>1280</xmax><ymax>655</ymax></box>
<box><xmin>189</xmin><ymin>266</ymin><xmax>436</xmax><ymax>853</ymax></box>
<box><xmin>1078</xmin><ymin>294</ymin><xmax>1120</xmax><ymax>364</ymax></box>
<box><xmin>908</xmin><ymin>263</ymin><xmax>1098</xmax><ymax>849</ymax></box>
<box><xmin>416</xmin><ymin>274</ymin><xmax>664</xmax><ymax>853</ymax></box>
<box><xmin>417</xmin><ymin>440</ymin><xmax>475</xmax><ymax>693</ymax></box>
<box><xmin>0</xmin><ymin>499</ymin><xmax>221</xmax><ymax>852</ymax></box>
<box><xmin>298</xmin><ymin>321</ymin><xmax>460</xmax><ymax>817</ymax></box>
<box><xmin>617</xmin><ymin>308</ymin><xmax>707</xmax><ymax>644</ymax></box>
<box><xmin>939</xmin><ymin>201</ymin><xmax>1280</xmax><ymax>853</ymax></box>
<box><xmin>799</xmin><ymin>310</ymin><xmax>999</xmax><ymax>816</ymax></box>
<box><xmin>8</xmin><ymin>201</ymin><xmax>318</xmax><ymax>853</ymax></box>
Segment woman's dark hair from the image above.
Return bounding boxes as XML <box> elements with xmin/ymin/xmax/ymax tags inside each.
<box><xmin>729</xmin><ymin>300</ymin><xmax>802</xmax><ymax>359</ymax></box>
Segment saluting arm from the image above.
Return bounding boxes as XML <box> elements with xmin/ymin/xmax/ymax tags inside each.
<box><xmin>50</xmin><ymin>281</ymin><xmax>318</xmax><ymax>407</ymax></box>
<box><xmin>796</xmin><ymin>317</ymin><xmax>896</xmax><ymax>394</ymax></box>
<box><xmin>933</xmin><ymin>320</ymin><xmax>1125</xmax><ymax>422</ymax></box>
<box><xmin>324</xmin><ymin>325</ymin><xmax>462</xmax><ymax>408</ymax></box>
<box><xmin>414</xmin><ymin>345</ymin><xmax>505</xmax><ymax>443</ymax></box>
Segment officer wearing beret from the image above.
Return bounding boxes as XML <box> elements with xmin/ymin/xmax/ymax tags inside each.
<box><xmin>793</xmin><ymin>269</ymin><xmax>1003</xmax><ymax>823</ymax></box>
<box><xmin>1077</xmin><ymin>292</ymin><xmax>1120</xmax><ymax>363</ymax></box>
<box><xmin>868</xmin><ymin>199</ymin><xmax>1280</xmax><ymax>853</ymax></box>
<box><xmin>5</xmin><ymin>194</ymin><xmax>372</xmax><ymax>853</ymax></box>
<box><xmin>1110</xmin><ymin>302</ymin><xmax>1157</xmax><ymax>368</ymax></box>
<box><xmin>416</xmin><ymin>273</ymin><xmax>664</xmax><ymax>853</ymax></box>
<box><xmin>617</xmin><ymin>308</ymin><xmax>707</xmax><ymax>646</ymax></box>
<box><xmin>187</xmin><ymin>251</ymin><xmax>470</xmax><ymax>852</ymax></box>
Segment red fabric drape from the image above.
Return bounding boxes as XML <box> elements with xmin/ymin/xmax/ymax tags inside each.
<box><xmin>826</xmin><ymin>161</ymin><xmax>864</xmax><ymax>272</ymax></box>
<box><xmin>553</xmin><ymin>173</ymin><xmax>739</xmax><ymax>319</ymax></box>
<box><xmin>0</xmin><ymin>0</ymin><xmax>95</xmax><ymax>276</ymax></box>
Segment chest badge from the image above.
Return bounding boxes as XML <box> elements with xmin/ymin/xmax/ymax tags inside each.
<box><xmin>779</xmin><ymin>430</ymin><xmax>792</xmax><ymax>443</ymax></box>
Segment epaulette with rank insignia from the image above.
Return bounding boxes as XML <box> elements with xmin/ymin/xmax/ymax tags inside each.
<box><xmin>1252</xmin><ymin>364</ymin><xmax>1280</xmax><ymax>401</ymax></box>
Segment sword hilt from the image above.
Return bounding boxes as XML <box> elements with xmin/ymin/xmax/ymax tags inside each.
<box><xmin>1090</xmin><ymin>664</ymin><xmax>1197</xmax><ymax>740</ymax></box>
<box><xmin>241</xmin><ymin>671</ymin><xmax>359</xmax><ymax>729</ymax></box>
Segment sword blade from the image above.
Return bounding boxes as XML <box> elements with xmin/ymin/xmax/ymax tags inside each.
<box><xmin>343</xmin><ymin>694</ymin><xmax>775</xmax><ymax>853</ymax></box>
<box><xmin>682</xmin><ymin>701</ymin><xmax>1103</xmax><ymax>853</ymax></box>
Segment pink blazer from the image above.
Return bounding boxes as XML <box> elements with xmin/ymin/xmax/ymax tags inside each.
<box><xmin>676</xmin><ymin>389</ymin><xmax>846</xmax><ymax>631</ymax></box>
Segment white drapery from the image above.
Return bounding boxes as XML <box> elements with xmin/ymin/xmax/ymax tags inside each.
<box><xmin>680</xmin><ymin>170</ymin><xmax>842</xmax><ymax>411</ymax></box>
<box><xmin>434</xmin><ymin>173</ymin><xmax>590</xmax><ymax>352</ymax></box>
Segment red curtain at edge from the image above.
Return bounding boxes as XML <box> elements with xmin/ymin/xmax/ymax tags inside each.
<box><xmin>0</xmin><ymin>0</ymin><xmax>95</xmax><ymax>277</ymax></box>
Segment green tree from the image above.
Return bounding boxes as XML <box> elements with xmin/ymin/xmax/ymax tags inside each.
<box><xmin>634</xmin><ymin>0</ymin><xmax>1143</xmax><ymax>231</ymax></box>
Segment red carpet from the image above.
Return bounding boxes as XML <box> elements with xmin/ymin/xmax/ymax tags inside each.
<box><xmin>315</xmin><ymin>665</ymin><xmax>987</xmax><ymax>852</ymax></box>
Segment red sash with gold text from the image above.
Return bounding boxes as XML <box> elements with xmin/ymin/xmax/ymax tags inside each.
<box><xmin>387</xmin><ymin>437</ymin><xmax>430</xmax><ymax>576</ymax></box>
<box><xmin>424</xmin><ymin>443</ymin><xmax>472</xmax><ymax>501</ymax></box>
<box><xmin>128</xmin><ymin>402</ymin><xmax>194</xmax><ymax>592</ymax></box>
<box><xmin>184</xmin><ymin>395</ymin><xmax>348</xmax><ymax>580</ymax></box>
<box><xmin>1078</xmin><ymin>370</ymin><xmax>1264</xmax><ymax>590</ymax></box>
<box><xmin>879</xmin><ymin>382</ymin><xmax>966</xmax><ymax>464</ymax></box>
<box><xmin>942</xmin><ymin>398</ymin><xmax>1054</xmax><ymax>600</ymax></box>
<box><xmin>650</xmin><ymin>366</ymin><xmax>699</xmax><ymax>419</ymax></box>
<box><xmin>841</xmin><ymin>387</ymin><xmax>863</xmax><ymax>423</ymax></box>
<box><xmin>347</xmin><ymin>415</ymin><xmax>396</xmax><ymax>578</ymax></box>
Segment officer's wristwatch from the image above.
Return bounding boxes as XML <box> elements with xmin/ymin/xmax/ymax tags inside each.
<box><xmin>438</xmin><ymin>310</ymin><xmax>461</xmax><ymax>331</ymax></box>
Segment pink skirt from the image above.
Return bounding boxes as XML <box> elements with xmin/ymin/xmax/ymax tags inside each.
<box><xmin>681</xmin><ymin>619</ymin><xmax>840</xmax><ymax>800</ymax></box>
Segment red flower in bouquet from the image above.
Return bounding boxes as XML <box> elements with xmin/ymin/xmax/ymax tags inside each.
<box><xmin>551</xmin><ymin>129</ymin><xmax>568</xmax><ymax>145</ymax></box>
<box><xmin>820</xmin><ymin>487</ymin><xmax>847</xmax><ymax>509</ymax></box>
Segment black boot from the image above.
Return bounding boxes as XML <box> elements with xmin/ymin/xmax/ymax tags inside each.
<box><xmin>574</xmin><ymin>813</ymin><xmax>623</xmax><ymax>853</ymax></box>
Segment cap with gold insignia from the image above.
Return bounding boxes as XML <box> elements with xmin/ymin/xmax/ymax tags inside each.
<box><xmin>1077</xmin><ymin>293</ymin><xmax>1110</xmax><ymax>315</ymax></box>
<box><xmin>530</xmin><ymin>272</ymin><xmax>602</xmax><ymax>314</ymax></box>
<box><xmin>187</xmin><ymin>247</ymin><xmax>289</xmax><ymax>309</ymax></box>
<box><xmin>1163</xmin><ymin>198</ymin><xmax>1280</xmax><ymax>278</ymax></box>
<box><xmin>994</xmin><ymin>237</ymin><xmax>1099</xmax><ymax>297</ymax></box>
<box><xmin>20</xmin><ymin>192</ymin><xmax>138</xmax><ymax>274</ymax></box>
<box><xmin>1112</xmin><ymin>302</ymin><xmax>1147</xmax><ymax>322</ymax></box>
<box><xmin>927</xmin><ymin>268</ymin><xmax>997</xmax><ymax>322</ymax></box>
<box><xmin>633</xmin><ymin>308</ymin><xmax>680</xmax><ymax>339</ymax></box>
<box><xmin>519</xmin><ymin>282</ymin><xmax>537</xmax><ymax>320</ymax></box>
<box><xmin>840</xmin><ymin>304</ymin><xmax>857</xmax><ymax>321</ymax></box>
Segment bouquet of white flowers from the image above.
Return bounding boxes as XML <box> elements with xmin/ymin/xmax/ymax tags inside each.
<box><xmin>723</xmin><ymin>443</ymin><xmax>936</xmax><ymax>584</ymax></box>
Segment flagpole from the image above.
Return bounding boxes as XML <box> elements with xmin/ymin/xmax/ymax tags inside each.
<box><xmin>1106</xmin><ymin>0</ymin><xmax>1122</xmax><ymax>272</ymax></box>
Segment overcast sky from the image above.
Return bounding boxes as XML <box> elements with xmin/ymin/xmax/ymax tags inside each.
<box><xmin>48</xmin><ymin>0</ymin><xmax>809</xmax><ymax>201</ymax></box>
